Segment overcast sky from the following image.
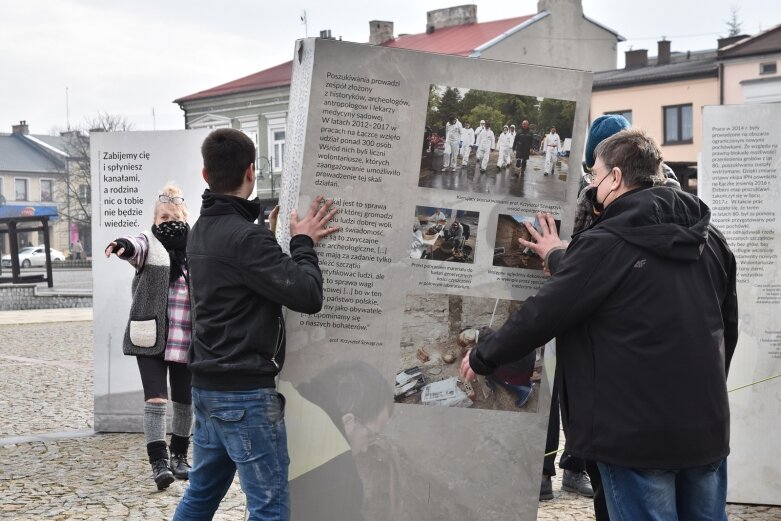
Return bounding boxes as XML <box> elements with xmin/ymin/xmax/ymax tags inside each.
<box><xmin>1</xmin><ymin>0</ymin><xmax>775</xmax><ymax>135</ymax></box>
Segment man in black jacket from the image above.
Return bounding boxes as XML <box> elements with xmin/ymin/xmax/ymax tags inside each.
<box><xmin>173</xmin><ymin>128</ymin><xmax>338</xmax><ymax>521</ymax></box>
<box><xmin>512</xmin><ymin>119</ymin><xmax>534</xmax><ymax>174</ymax></box>
<box><xmin>461</xmin><ymin>128</ymin><xmax>737</xmax><ymax>521</ymax></box>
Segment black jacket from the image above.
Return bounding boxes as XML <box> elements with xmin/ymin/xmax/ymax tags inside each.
<box><xmin>471</xmin><ymin>186</ymin><xmax>738</xmax><ymax>469</ymax></box>
<box><xmin>187</xmin><ymin>191</ymin><xmax>324</xmax><ymax>391</ymax></box>
<box><xmin>512</xmin><ymin>129</ymin><xmax>533</xmax><ymax>160</ymax></box>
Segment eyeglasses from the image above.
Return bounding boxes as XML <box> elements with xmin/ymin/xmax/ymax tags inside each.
<box><xmin>584</xmin><ymin>165</ymin><xmax>612</xmax><ymax>185</ymax></box>
<box><xmin>158</xmin><ymin>194</ymin><xmax>184</xmax><ymax>205</ymax></box>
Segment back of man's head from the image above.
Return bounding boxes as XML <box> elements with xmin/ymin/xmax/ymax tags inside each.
<box><xmin>201</xmin><ymin>128</ymin><xmax>255</xmax><ymax>193</ymax></box>
<box><xmin>594</xmin><ymin>128</ymin><xmax>663</xmax><ymax>188</ymax></box>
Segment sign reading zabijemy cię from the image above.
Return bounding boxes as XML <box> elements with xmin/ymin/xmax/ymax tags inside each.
<box><xmin>91</xmin><ymin>130</ymin><xmax>209</xmax><ymax>431</ymax></box>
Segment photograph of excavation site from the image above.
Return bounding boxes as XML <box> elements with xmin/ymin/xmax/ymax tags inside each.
<box><xmin>396</xmin><ymin>293</ymin><xmax>543</xmax><ymax>413</ymax></box>
<box><xmin>410</xmin><ymin>206</ymin><xmax>480</xmax><ymax>264</ymax></box>
<box><xmin>492</xmin><ymin>213</ymin><xmax>561</xmax><ymax>271</ymax></box>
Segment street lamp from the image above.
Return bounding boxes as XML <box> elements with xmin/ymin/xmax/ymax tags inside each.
<box><xmin>255</xmin><ymin>156</ymin><xmax>275</xmax><ymax>198</ymax></box>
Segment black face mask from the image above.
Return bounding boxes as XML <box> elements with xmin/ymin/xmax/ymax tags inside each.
<box><xmin>152</xmin><ymin>221</ymin><xmax>188</xmax><ymax>249</ymax></box>
<box><xmin>151</xmin><ymin>221</ymin><xmax>189</xmax><ymax>282</ymax></box>
<box><xmin>585</xmin><ymin>171</ymin><xmax>615</xmax><ymax>215</ymax></box>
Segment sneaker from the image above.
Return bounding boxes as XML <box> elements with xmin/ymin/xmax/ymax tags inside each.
<box><xmin>170</xmin><ymin>453</ymin><xmax>191</xmax><ymax>480</ymax></box>
<box><xmin>151</xmin><ymin>458</ymin><xmax>175</xmax><ymax>490</ymax></box>
<box><xmin>441</xmin><ymin>167</ymin><xmax>449</xmax><ymax>171</ymax></box>
<box><xmin>540</xmin><ymin>474</ymin><xmax>554</xmax><ymax>501</ymax></box>
<box><xmin>561</xmin><ymin>470</ymin><xmax>594</xmax><ymax>497</ymax></box>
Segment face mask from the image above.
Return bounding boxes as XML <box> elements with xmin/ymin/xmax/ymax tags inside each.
<box><xmin>152</xmin><ymin>220</ymin><xmax>189</xmax><ymax>251</ymax></box>
<box><xmin>585</xmin><ymin>171</ymin><xmax>615</xmax><ymax>215</ymax></box>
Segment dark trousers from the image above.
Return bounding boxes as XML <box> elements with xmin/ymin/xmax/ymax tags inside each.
<box><xmin>543</xmin><ymin>374</ymin><xmax>610</xmax><ymax>521</ymax></box>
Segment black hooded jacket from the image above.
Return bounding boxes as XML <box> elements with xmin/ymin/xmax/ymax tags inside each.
<box><xmin>471</xmin><ymin>186</ymin><xmax>738</xmax><ymax>469</ymax></box>
<box><xmin>186</xmin><ymin>191</ymin><xmax>324</xmax><ymax>391</ymax></box>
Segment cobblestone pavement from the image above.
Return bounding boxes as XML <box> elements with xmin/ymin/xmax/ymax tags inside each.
<box><xmin>1</xmin><ymin>317</ymin><xmax>779</xmax><ymax>520</ymax></box>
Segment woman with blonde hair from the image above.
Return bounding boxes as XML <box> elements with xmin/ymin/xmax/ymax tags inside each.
<box><xmin>105</xmin><ymin>184</ymin><xmax>193</xmax><ymax>490</ymax></box>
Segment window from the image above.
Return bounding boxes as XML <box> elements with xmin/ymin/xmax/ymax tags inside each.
<box><xmin>15</xmin><ymin>178</ymin><xmax>28</xmax><ymax>201</ymax></box>
<box><xmin>605</xmin><ymin>110</ymin><xmax>632</xmax><ymax>124</ymax></box>
<box><xmin>78</xmin><ymin>184</ymin><xmax>91</xmax><ymax>204</ymax></box>
<box><xmin>760</xmin><ymin>62</ymin><xmax>777</xmax><ymax>75</ymax></box>
<box><xmin>41</xmin><ymin>179</ymin><xmax>53</xmax><ymax>201</ymax></box>
<box><xmin>663</xmin><ymin>104</ymin><xmax>693</xmax><ymax>144</ymax></box>
<box><xmin>272</xmin><ymin>130</ymin><xmax>285</xmax><ymax>172</ymax></box>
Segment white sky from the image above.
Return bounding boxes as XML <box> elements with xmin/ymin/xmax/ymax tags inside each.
<box><xmin>0</xmin><ymin>0</ymin><xmax>775</xmax><ymax>135</ymax></box>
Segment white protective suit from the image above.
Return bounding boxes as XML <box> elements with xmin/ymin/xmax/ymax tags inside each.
<box><xmin>460</xmin><ymin>126</ymin><xmax>475</xmax><ymax>165</ymax></box>
<box><xmin>475</xmin><ymin>127</ymin><xmax>496</xmax><ymax>171</ymax></box>
<box><xmin>496</xmin><ymin>130</ymin><xmax>514</xmax><ymax>168</ymax></box>
<box><xmin>541</xmin><ymin>131</ymin><xmax>561</xmax><ymax>175</ymax></box>
<box><xmin>442</xmin><ymin>119</ymin><xmax>463</xmax><ymax>170</ymax></box>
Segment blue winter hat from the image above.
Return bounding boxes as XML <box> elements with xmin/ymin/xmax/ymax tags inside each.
<box><xmin>585</xmin><ymin>115</ymin><xmax>631</xmax><ymax>169</ymax></box>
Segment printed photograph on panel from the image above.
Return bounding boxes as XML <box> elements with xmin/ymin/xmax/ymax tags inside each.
<box><xmin>410</xmin><ymin>206</ymin><xmax>479</xmax><ymax>264</ymax></box>
<box><xmin>493</xmin><ymin>213</ymin><xmax>562</xmax><ymax>271</ymax></box>
<box><xmin>397</xmin><ymin>294</ymin><xmax>543</xmax><ymax>413</ymax></box>
<box><xmin>283</xmin><ymin>348</ymin><xmax>482</xmax><ymax>521</ymax></box>
<box><xmin>419</xmin><ymin>84</ymin><xmax>576</xmax><ymax>202</ymax></box>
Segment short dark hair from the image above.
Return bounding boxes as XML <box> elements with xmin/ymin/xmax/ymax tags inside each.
<box><xmin>201</xmin><ymin>128</ymin><xmax>255</xmax><ymax>193</ymax></box>
<box><xmin>594</xmin><ymin>128</ymin><xmax>663</xmax><ymax>188</ymax></box>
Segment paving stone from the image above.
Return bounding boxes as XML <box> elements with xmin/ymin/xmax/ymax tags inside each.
<box><xmin>0</xmin><ymin>318</ymin><xmax>779</xmax><ymax>520</ymax></box>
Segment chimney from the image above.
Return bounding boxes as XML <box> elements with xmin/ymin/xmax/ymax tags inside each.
<box><xmin>369</xmin><ymin>20</ymin><xmax>394</xmax><ymax>45</ymax></box>
<box><xmin>657</xmin><ymin>40</ymin><xmax>671</xmax><ymax>65</ymax></box>
<box><xmin>718</xmin><ymin>34</ymin><xmax>748</xmax><ymax>49</ymax></box>
<box><xmin>625</xmin><ymin>49</ymin><xmax>648</xmax><ymax>68</ymax></box>
<box><xmin>319</xmin><ymin>29</ymin><xmax>333</xmax><ymax>39</ymax></box>
<box><xmin>426</xmin><ymin>5</ymin><xmax>477</xmax><ymax>33</ymax></box>
<box><xmin>12</xmin><ymin>120</ymin><xmax>29</xmax><ymax>135</ymax></box>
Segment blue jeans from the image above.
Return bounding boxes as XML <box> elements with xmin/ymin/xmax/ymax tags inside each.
<box><xmin>598</xmin><ymin>459</ymin><xmax>728</xmax><ymax>521</ymax></box>
<box><xmin>172</xmin><ymin>387</ymin><xmax>289</xmax><ymax>521</ymax></box>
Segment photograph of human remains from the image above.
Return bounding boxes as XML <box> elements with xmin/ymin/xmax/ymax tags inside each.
<box><xmin>410</xmin><ymin>206</ymin><xmax>479</xmax><ymax>264</ymax></box>
<box><xmin>419</xmin><ymin>84</ymin><xmax>576</xmax><ymax>202</ymax></box>
<box><xmin>493</xmin><ymin>214</ymin><xmax>562</xmax><ymax>271</ymax></box>
<box><xmin>397</xmin><ymin>294</ymin><xmax>543</xmax><ymax>413</ymax></box>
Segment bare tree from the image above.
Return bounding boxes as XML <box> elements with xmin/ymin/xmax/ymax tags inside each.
<box><xmin>57</xmin><ymin>112</ymin><xmax>134</xmax><ymax>238</ymax></box>
<box><xmin>726</xmin><ymin>5</ymin><xmax>742</xmax><ymax>37</ymax></box>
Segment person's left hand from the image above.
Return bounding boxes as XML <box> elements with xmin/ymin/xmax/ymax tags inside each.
<box><xmin>460</xmin><ymin>350</ymin><xmax>477</xmax><ymax>382</ymax></box>
<box><xmin>520</xmin><ymin>212</ymin><xmax>565</xmax><ymax>260</ymax></box>
<box><xmin>290</xmin><ymin>196</ymin><xmax>340</xmax><ymax>245</ymax></box>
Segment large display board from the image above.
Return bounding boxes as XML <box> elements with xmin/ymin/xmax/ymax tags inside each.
<box><xmin>700</xmin><ymin>104</ymin><xmax>781</xmax><ymax>506</ymax></box>
<box><xmin>91</xmin><ymin>130</ymin><xmax>209</xmax><ymax>431</ymax></box>
<box><xmin>278</xmin><ymin>39</ymin><xmax>592</xmax><ymax>520</ymax></box>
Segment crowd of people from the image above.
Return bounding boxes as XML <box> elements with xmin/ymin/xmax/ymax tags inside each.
<box><xmin>108</xmin><ymin>112</ymin><xmax>737</xmax><ymax>521</ymax></box>
<box><xmin>432</xmin><ymin>115</ymin><xmax>563</xmax><ymax>175</ymax></box>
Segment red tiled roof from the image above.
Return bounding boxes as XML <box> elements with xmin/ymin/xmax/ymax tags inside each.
<box><xmin>174</xmin><ymin>60</ymin><xmax>294</xmax><ymax>103</ymax></box>
<box><xmin>383</xmin><ymin>15</ymin><xmax>534</xmax><ymax>56</ymax></box>
<box><xmin>175</xmin><ymin>15</ymin><xmax>535</xmax><ymax>103</ymax></box>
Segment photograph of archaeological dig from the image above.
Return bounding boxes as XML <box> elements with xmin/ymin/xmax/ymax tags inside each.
<box><xmin>396</xmin><ymin>294</ymin><xmax>543</xmax><ymax>413</ymax></box>
<box><xmin>410</xmin><ymin>205</ymin><xmax>479</xmax><ymax>264</ymax></box>
<box><xmin>493</xmin><ymin>213</ymin><xmax>562</xmax><ymax>270</ymax></box>
<box><xmin>418</xmin><ymin>83</ymin><xmax>576</xmax><ymax>202</ymax></box>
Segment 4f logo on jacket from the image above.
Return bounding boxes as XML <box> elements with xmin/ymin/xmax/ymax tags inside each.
<box><xmin>633</xmin><ymin>259</ymin><xmax>647</xmax><ymax>269</ymax></box>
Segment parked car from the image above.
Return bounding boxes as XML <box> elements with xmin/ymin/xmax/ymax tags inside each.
<box><xmin>1</xmin><ymin>246</ymin><xmax>66</xmax><ymax>268</ymax></box>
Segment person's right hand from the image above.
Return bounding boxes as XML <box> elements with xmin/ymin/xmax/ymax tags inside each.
<box><xmin>519</xmin><ymin>212</ymin><xmax>564</xmax><ymax>261</ymax></box>
<box><xmin>104</xmin><ymin>241</ymin><xmax>124</xmax><ymax>258</ymax></box>
<box><xmin>289</xmin><ymin>196</ymin><xmax>340</xmax><ymax>246</ymax></box>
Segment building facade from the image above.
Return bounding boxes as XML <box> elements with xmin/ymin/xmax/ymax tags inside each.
<box><xmin>175</xmin><ymin>1</ymin><xmax>622</xmax><ymax>202</ymax></box>
<box><xmin>0</xmin><ymin>121</ymin><xmax>70</xmax><ymax>256</ymax></box>
<box><xmin>591</xmin><ymin>24</ymin><xmax>781</xmax><ymax>191</ymax></box>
